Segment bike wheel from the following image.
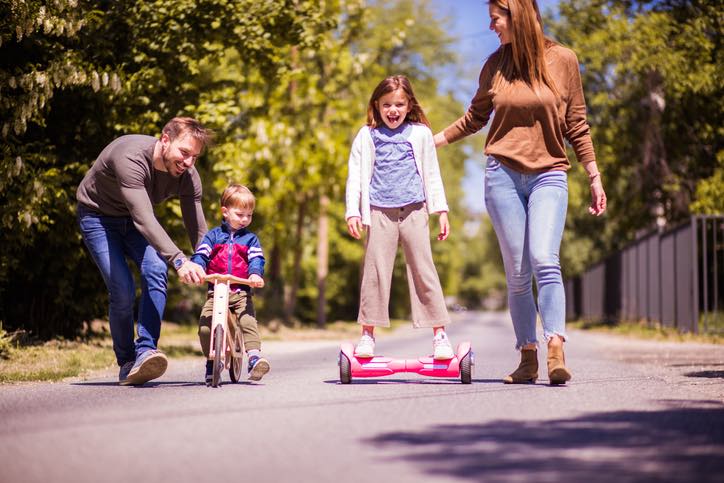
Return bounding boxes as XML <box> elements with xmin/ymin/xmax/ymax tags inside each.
<box><xmin>229</xmin><ymin>332</ymin><xmax>243</xmax><ymax>383</ymax></box>
<box><xmin>339</xmin><ymin>352</ymin><xmax>352</xmax><ymax>384</ymax></box>
<box><xmin>460</xmin><ymin>352</ymin><xmax>472</xmax><ymax>384</ymax></box>
<box><xmin>212</xmin><ymin>324</ymin><xmax>224</xmax><ymax>387</ymax></box>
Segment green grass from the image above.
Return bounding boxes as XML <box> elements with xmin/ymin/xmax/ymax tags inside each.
<box><xmin>699</xmin><ymin>311</ymin><xmax>724</xmax><ymax>334</ymax></box>
<box><xmin>0</xmin><ymin>339</ymin><xmax>116</xmax><ymax>383</ymax></box>
<box><xmin>569</xmin><ymin>318</ymin><xmax>723</xmax><ymax>344</ymax></box>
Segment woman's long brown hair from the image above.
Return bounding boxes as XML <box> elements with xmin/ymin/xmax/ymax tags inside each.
<box><xmin>366</xmin><ymin>75</ymin><xmax>430</xmax><ymax>128</ymax></box>
<box><xmin>489</xmin><ymin>0</ymin><xmax>559</xmax><ymax>97</ymax></box>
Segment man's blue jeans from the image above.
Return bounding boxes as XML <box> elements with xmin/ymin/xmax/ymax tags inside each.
<box><xmin>77</xmin><ymin>205</ymin><xmax>168</xmax><ymax>365</ymax></box>
<box><xmin>484</xmin><ymin>156</ymin><xmax>568</xmax><ymax>349</ymax></box>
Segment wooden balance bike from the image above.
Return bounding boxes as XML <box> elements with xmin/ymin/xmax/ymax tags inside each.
<box><xmin>204</xmin><ymin>273</ymin><xmax>263</xmax><ymax>388</ymax></box>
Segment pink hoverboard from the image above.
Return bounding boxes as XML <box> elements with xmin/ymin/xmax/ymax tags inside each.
<box><xmin>338</xmin><ymin>342</ymin><xmax>474</xmax><ymax>384</ymax></box>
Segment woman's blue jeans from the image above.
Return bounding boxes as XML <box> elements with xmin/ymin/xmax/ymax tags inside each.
<box><xmin>77</xmin><ymin>205</ymin><xmax>168</xmax><ymax>365</ymax></box>
<box><xmin>484</xmin><ymin>156</ymin><xmax>568</xmax><ymax>349</ymax></box>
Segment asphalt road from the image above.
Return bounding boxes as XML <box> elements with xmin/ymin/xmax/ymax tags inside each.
<box><xmin>1</xmin><ymin>311</ymin><xmax>723</xmax><ymax>483</ymax></box>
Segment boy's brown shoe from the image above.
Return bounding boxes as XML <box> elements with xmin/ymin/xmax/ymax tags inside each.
<box><xmin>503</xmin><ymin>349</ymin><xmax>538</xmax><ymax>384</ymax></box>
<box><xmin>547</xmin><ymin>345</ymin><xmax>572</xmax><ymax>385</ymax></box>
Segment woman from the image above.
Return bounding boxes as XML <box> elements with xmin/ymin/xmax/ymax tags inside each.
<box><xmin>434</xmin><ymin>0</ymin><xmax>606</xmax><ymax>384</ymax></box>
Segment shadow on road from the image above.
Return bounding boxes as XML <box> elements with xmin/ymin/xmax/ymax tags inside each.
<box><xmin>70</xmin><ymin>380</ymin><xmax>255</xmax><ymax>387</ymax></box>
<box><xmin>684</xmin><ymin>370</ymin><xmax>724</xmax><ymax>379</ymax></box>
<box><xmin>366</xmin><ymin>400</ymin><xmax>724</xmax><ymax>482</ymax></box>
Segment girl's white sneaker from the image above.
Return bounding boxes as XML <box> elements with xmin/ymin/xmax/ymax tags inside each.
<box><xmin>354</xmin><ymin>334</ymin><xmax>375</xmax><ymax>358</ymax></box>
<box><xmin>433</xmin><ymin>333</ymin><xmax>454</xmax><ymax>360</ymax></box>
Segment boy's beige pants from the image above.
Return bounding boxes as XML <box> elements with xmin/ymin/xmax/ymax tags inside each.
<box><xmin>198</xmin><ymin>290</ymin><xmax>261</xmax><ymax>357</ymax></box>
<box><xmin>358</xmin><ymin>202</ymin><xmax>450</xmax><ymax>328</ymax></box>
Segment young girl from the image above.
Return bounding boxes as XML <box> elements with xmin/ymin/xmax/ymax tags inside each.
<box><xmin>345</xmin><ymin>75</ymin><xmax>454</xmax><ymax>360</ymax></box>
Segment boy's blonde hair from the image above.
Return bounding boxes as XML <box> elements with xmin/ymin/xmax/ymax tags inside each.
<box><xmin>221</xmin><ymin>184</ymin><xmax>255</xmax><ymax>211</ymax></box>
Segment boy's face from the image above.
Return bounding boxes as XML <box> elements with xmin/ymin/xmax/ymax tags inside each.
<box><xmin>222</xmin><ymin>205</ymin><xmax>253</xmax><ymax>230</ymax></box>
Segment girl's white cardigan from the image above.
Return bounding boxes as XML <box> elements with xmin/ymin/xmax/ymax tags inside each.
<box><xmin>345</xmin><ymin>124</ymin><xmax>449</xmax><ymax>226</ymax></box>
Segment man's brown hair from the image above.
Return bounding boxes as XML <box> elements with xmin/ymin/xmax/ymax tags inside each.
<box><xmin>162</xmin><ymin>117</ymin><xmax>214</xmax><ymax>147</ymax></box>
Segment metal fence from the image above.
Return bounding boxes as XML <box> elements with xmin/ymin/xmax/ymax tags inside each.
<box><xmin>565</xmin><ymin>215</ymin><xmax>724</xmax><ymax>334</ymax></box>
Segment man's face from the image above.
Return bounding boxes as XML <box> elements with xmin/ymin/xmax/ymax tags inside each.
<box><xmin>160</xmin><ymin>132</ymin><xmax>203</xmax><ymax>177</ymax></box>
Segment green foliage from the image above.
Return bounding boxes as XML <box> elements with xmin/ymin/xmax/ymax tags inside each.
<box><xmin>0</xmin><ymin>0</ymin><xmax>331</xmax><ymax>337</ymax></box>
<box><xmin>547</xmin><ymin>0</ymin><xmax>723</xmax><ymax>271</ymax></box>
<box><xmin>690</xmin><ymin>152</ymin><xmax>724</xmax><ymax>215</ymax></box>
<box><xmin>186</xmin><ymin>0</ymin><xmax>470</xmax><ymax>324</ymax></box>
<box><xmin>456</xmin><ymin>215</ymin><xmax>507</xmax><ymax>309</ymax></box>
<box><xmin>0</xmin><ymin>0</ymin><xmax>471</xmax><ymax>335</ymax></box>
<box><xmin>0</xmin><ymin>324</ymin><xmax>12</xmax><ymax>359</ymax></box>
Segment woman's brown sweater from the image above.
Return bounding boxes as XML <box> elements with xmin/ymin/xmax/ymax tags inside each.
<box><xmin>443</xmin><ymin>44</ymin><xmax>596</xmax><ymax>173</ymax></box>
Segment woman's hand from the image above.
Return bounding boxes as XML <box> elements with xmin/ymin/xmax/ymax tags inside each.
<box><xmin>433</xmin><ymin>132</ymin><xmax>448</xmax><ymax>148</ymax></box>
<box><xmin>437</xmin><ymin>211</ymin><xmax>450</xmax><ymax>241</ymax></box>
<box><xmin>589</xmin><ymin>176</ymin><xmax>607</xmax><ymax>216</ymax></box>
<box><xmin>347</xmin><ymin>216</ymin><xmax>363</xmax><ymax>239</ymax></box>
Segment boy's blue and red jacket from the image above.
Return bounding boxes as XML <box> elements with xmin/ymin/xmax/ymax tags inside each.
<box><xmin>191</xmin><ymin>220</ymin><xmax>265</xmax><ymax>291</ymax></box>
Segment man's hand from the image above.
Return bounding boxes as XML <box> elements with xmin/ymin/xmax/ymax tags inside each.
<box><xmin>347</xmin><ymin>216</ymin><xmax>363</xmax><ymax>239</ymax></box>
<box><xmin>177</xmin><ymin>260</ymin><xmax>206</xmax><ymax>285</ymax></box>
<box><xmin>248</xmin><ymin>274</ymin><xmax>265</xmax><ymax>288</ymax></box>
<box><xmin>437</xmin><ymin>211</ymin><xmax>450</xmax><ymax>241</ymax></box>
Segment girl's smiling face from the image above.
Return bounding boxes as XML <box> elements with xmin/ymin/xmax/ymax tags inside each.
<box><xmin>489</xmin><ymin>4</ymin><xmax>512</xmax><ymax>45</ymax></box>
<box><xmin>376</xmin><ymin>88</ymin><xmax>411</xmax><ymax>130</ymax></box>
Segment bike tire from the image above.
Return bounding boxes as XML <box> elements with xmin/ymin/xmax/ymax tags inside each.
<box><xmin>212</xmin><ymin>324</ymin><xmax>224</xmax><ymax>387</ymax></box>
<box><xmin>229</xmin><ymin>332</ymin><xmax>243</xmax><ymax>383</ymax></box>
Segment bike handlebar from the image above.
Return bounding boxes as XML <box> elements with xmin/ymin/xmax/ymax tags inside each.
<box><xmin>203</xmin><ymin>273</ymin><xmax>264</xmax><ymax>288</ymax></box>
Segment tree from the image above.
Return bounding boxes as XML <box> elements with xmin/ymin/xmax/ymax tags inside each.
<box><xmin>0</xmin><ymin>0</ymin><xmax>331</xmax><ymax>337</ymax></box>
<box><xmin>191</xmin><ymin>0</ymin><xmax>471</xmax><ymax>326</ymax></box>
<box><xmin>546</xmin><ymin>0</ymin><xmax>722</xmax><ymax>273</ymax></box>
<box><xmin>1</xmin><ymin>0</ymin><xmax>475</xmax><ymax>335</ymax></box>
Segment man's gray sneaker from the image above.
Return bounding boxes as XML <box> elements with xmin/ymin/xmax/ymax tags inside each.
<box><xmin>121</xmin><ymin>350</ymin><xmax>168</xmax><ymax>386</ymax></box>
<box><xmin>118</xmin><ymin>360</ymin><xmax>135</xmax><ymax>384</ymax></box>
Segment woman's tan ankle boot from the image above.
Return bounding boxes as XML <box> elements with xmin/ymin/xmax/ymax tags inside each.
<box><xmin>503</xmin><ymin>349</ymin><xmax>538</xmax><ymax>384</ymax></box>
<box><xmin>547</xmin><ymin>344</ymin><xmax>572</xmax><ymax>385</ymax></box>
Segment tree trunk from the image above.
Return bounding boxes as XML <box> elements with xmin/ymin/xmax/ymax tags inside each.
<box><xmin>284</xmin><ymin>200</ymin><xmax>305</xmax><ymax>321</ymax></box>
<box><xmin>316</xmin><ymin>194</ymin><xmax>329</xmax><ymax>328</ymax></box>
<box><xmin>641</xmin><ymin>69</ymin><xmax>688</xmax><ymax>223</ymax></box>
<box><xmin>267</xmin><ymin>240</ymin><xmax>285</xmax><ymax>320</ymax></box>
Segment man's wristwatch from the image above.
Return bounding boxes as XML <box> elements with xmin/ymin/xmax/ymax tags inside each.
<box><xmin>174</xmin><ymin>256</ymin><xmax>187</xmax><ymax>271</ymax></box>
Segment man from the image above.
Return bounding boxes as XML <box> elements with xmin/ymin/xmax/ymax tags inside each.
<box><xmin>77</xmin><ymin>117</ymin><xmax>211</xmax><ymax>385</ymax></box>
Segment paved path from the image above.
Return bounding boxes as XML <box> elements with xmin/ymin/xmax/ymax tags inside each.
<box><xmin>1</xmin><ymin>311</ymin><xmax>723</xmax><ymax>483</ymax></box>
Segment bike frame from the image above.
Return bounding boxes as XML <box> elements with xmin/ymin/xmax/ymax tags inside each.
<box><xmin>205</xmin><ymin>274</ymin><xmax>263</xmax><ymax>386</ymax></box>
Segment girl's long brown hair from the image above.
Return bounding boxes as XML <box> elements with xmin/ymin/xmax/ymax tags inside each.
<box><xmin>366</xmin><ymin>75</ymin><xmax>430</xmax><ymax>128</ymax></box>
<box><xmin>489</xmin><ymin>0</ymin><xmax>559</xmax><ymax>97</ymax></box>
